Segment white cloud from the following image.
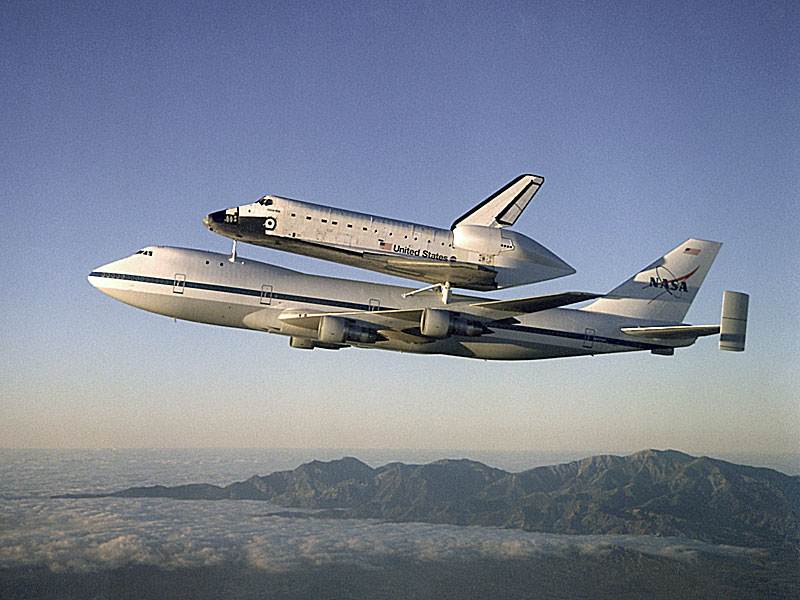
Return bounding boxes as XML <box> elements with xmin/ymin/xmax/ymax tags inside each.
<box><xmin>0</xmin><ymin>496</ymin><xmax>761</xmax><ymax>574</ymax></box>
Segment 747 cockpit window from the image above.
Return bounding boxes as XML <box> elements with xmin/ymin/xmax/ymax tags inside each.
<box><xmin>135</xmin><ymin>250</ymin><xmax>153</xmax><ymax>256</ymax></box>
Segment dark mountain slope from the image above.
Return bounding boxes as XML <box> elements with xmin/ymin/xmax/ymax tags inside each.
<box><xmin>62</xmin><ymin>450</ymin><xmax>798</xmax><ymax>548</ymax></box>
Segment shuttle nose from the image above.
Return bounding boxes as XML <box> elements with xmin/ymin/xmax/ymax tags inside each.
<box><xmin>203</xmin><ymin>210</ymin><xmax>227</xmax><ymax>230</ymax></box>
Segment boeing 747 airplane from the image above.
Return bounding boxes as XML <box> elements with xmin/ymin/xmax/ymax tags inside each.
<box><xmin>89</xmin><ymin>239</ymin><xmax>748</xmax><ymax>360</ymax></box>
<box><xmin>203</xmin><ymin>175</ymin><xmax>574</xmax><ymax>291</ymax></box>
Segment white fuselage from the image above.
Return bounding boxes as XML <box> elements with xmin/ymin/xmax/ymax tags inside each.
<box><xmin>89</xmin><ymin>247</ymin><xmax>690</xmax><ymax>360</ymax></box>
<box><xmin>203</xmin><ymin>196</ymin><xmax>575</xmax><ymax>291</ymax></box>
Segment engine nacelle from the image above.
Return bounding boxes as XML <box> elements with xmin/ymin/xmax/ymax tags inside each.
<box><xmin>452</xmin><ymin>225</ymin><xmax>507</xmax><ymax>255</ymax></box>
<box><xmin>419</xmin><ymin>309</ymin><xmax>485</xmax><ymax>338</ymax></box>
<box><xmin>289</xmin><ymin>336</ymin><xmax>344</xmax><ymax>350</ymax></box>
<box><xmin>317</xmin><ymin>316</ymin><xmax>377</xmax><ymax>344</ymax></box>
<box><xmin>289</xmin><ymin>336</ymin><xmax>316</xmax><ymax>349</ymax></box>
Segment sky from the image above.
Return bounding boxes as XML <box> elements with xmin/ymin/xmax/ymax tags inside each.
<box><xmin>1</xmin><ymin>1</ymin><xmax>798</xmax><ymax>455</ymax></box>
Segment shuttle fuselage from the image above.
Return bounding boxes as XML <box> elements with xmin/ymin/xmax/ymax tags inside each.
<box><xmin>204</xmin><ymin>175</ymin><xmax>575</xmax><ymax>291</ymax></box>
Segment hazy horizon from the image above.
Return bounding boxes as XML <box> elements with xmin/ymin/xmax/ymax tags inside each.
<box><xmin>2</xmin><ymin>447</ymin><xmax>797</xmax><ymax>477</ymax></box>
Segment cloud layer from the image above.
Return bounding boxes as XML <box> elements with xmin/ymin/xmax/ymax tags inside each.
<box><xmin>0</xmin><ymin>496</ymin><xmax>757</xmax><ymax>573</ymax></box>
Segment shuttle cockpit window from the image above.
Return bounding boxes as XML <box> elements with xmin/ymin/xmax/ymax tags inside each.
<box><xmin>258</xmin><ymin>197</ymin><xmax>273</xmax><ymax>206</ymax></box>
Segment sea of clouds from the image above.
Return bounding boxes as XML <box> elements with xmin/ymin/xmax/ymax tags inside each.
<box><xmin>0</xmin><ymin>496</ymin><xmax>757</xmax><ymax>573</ymax></box>
<box><xmin>0</xmin><ymin>449</ymin><xmax>765</xmax><ymax>574</ymax></box>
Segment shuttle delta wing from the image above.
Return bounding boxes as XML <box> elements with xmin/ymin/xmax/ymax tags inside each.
<box><xmin>451</xmin><ymin>174</ymin><xmax>544</xmax><ymax>229</ymax></box>
<box><xmin>377</xmin><ymin>255</ymin><xmax>498</xmax><ymax>289</ymax></box>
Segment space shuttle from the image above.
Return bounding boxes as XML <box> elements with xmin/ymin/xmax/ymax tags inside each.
<box><xmin>203</xmin><ymin>174</ymin><xmax>575</xmax><ymax>292</ymax></box>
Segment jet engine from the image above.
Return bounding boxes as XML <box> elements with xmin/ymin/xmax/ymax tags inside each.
<box><xmin>419</xmin><ymin>309</ymin><xmax>486</xmax><ymax>338</ymax></box>
<box><xmin>290</xmin><ymin>336</ymin><xmax>344</xmax><ymax>350</ymax></box>
<box><xmin>290</xmin><ymin>336</ymin><xmax>316</xmax><ymax>349</ymax></box>
<box><xmin>317</xmin><ymin>315</ymin><xmax>377</xmax><ymax>344</ymax></box>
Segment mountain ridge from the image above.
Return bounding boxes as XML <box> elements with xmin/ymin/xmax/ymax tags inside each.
<box><xmin>56</xmin><ymin>449</ymin><xmax>799</xmax><ymax>549</ymax></box>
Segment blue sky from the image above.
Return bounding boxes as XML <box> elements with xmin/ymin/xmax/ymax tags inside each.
<box><xmin>1</xmin><ymin>1</ymin><xmax>797</xmax><ymax>454</ymax></box>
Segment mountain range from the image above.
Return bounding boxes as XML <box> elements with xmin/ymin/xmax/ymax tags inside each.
<box><xmin>61</xmin><ymin>449</ymin><xmax>798</xmax><ymax>548</ymax></box>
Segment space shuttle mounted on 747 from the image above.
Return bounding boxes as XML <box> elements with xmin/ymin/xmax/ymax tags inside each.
<box><xmin>92</xmin><ymin>170</ymin><xmax>749</xmax><ymax>360</ymax></box>
<box><xmin>203</xmin><ymin>175</ymin><xmax>574</xmax><ymax>292</ymax></box>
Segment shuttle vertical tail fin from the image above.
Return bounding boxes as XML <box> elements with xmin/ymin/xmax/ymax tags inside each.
<box><xmin>582</xmin><ymin>239</ymin><xmax>722</xmax><ymax>322</ymax></box>
<box><xmin>451</xmin><ymin>174</ymin><xmax>544</xmax><ymax>229</ymax></box>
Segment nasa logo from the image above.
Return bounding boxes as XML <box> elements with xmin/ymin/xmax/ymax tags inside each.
<box><xmin>264</xmin><ymin>217</ymin><xmax>277</xmax><ymax>232</ymax></box>
<box><xmin>644</xmin><ymin>265</ymin><xmax>699</xmax><ymax>299</ymax></box>
<box><xmin>649</xmin><ymin>277</ymin><xmax>688</xmax><ymax>293</ymax></box>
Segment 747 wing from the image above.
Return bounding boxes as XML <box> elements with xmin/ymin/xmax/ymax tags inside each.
<box><xmin>277</xmin><ymin>291</ymin><xmax>601</xmax><ymax>344</ymax></box>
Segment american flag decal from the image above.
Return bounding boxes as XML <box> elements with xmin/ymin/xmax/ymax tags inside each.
<box><xmin>379</xmin><ymin>240</ymin><xmax>390</xmax><ymax>250</ymax></box>
<box><xmin>683</xmin><ymin>247</ymin><xmax>700</xmax><ymax>255</ymax></box>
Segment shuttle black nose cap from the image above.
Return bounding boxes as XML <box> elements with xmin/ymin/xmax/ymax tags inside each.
<box><xmin>203</xmin><ymin>210</ymin><xmax>227</xmax><ymax>230</ymax></box>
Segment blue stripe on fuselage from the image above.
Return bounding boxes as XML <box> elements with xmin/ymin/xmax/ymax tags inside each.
<box><xmin>88</xmin><ymin>271</ymin><xmax>670</xmax><ymax>351</ymax></box>
<box><xmin>88</xmin><ymin>271</ymin><xmax>371</xmax><ymax>311</ymax></box>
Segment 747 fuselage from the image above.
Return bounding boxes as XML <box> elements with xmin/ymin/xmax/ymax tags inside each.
<box><xmin>89</xmin><ymin>240</ymin><xmax>748</xmax><ymax>361</ymax></box>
